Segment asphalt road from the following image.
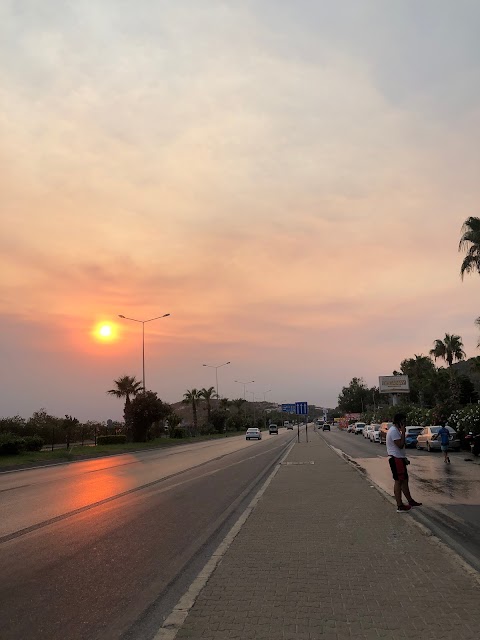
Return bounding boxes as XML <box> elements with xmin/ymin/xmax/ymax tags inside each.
<box><xmin>318</xmin><ymin>426</ymin><xmax>480</xmax><ymax>571</ymax></box>
<box><xmin>0</xmin><ymin>430</ymin><xmax>297</xmax><ymax>640</ymax></box>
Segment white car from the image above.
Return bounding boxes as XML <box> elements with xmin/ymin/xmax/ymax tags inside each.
<box><xmin>369</xmin><ymin>424</ymin><xmax>381</xmax><ymax>442</ymax></box>
<box><xmin>246</xmin><ymin>427</ymin><xmax>262</xmax><ymax>441</ymax></box>
<box><xmin>363</xmin><ymin>425</ymin><xmax>372</xmax><ymax>439</ymax></box>
<box><xmin>354</xmin><ymin>422</ymin><xmax>366</xmax><ymax>435</ymax></box>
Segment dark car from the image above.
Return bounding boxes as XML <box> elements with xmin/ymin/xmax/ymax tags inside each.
<box><xmin>322</xmin><ymin>423</ymin><xmax>331</xmax><ymax>431</ymax></box>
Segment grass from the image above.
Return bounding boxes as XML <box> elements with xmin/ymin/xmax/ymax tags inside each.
<box><xmin>0</xmin><ymin>430</ymin><xmax>250</xmax><ymax>471</ymax></box>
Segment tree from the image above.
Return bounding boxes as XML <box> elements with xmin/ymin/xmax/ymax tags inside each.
<box><xmin>231</xmin><ymin>398</ymin><xmax>247</xmax><ymax>414</ymax></box>
<box><xmin>199</xmin><ymin>386</ymin><xmax>217</xmax><ymax>426</ymax></box>
<box><xmin>209</xmin><ymin>408</ymin><xmax>228</xmax><ymax>434</ymax></box>
<box><xmin>459</xmin><ymin>216</ymin><xmax>480</xmax><ymax>279</ymax></box>
<box><xmin>337</xmin><ymin>378</ymin><xmax>372</xmax><ymax>413</ymax></box>
<box><xmin>62</xmin><ymin>415</ymin><xmax>79</xmax><ymax>448</ymax></box>
<box><xmin>107</xmin><ymin>375</ymin><xmax>143</xmax><ymax>418</ymax></box>
<box><xmin>183</xmin><ymin>388</ymin><xmax>202</xmax><ymax>433</ymax></box>
<box><xmin>124</xmin><ymin>391</ymin><xmax>169</xmax><ymax>442</ymax></box>
<box><xmin>400</xmin><ymin>354</ymin><xmax>437</xmax><ymax>406</ymax></box>
<box><xmin>429</xmin><ymin>334</ymin><xmax>466</xmax><ymax>367</ymax></box>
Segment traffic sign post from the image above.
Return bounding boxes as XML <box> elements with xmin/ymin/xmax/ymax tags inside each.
<box><xmin>295</xmin><ymin>402</ymin><xmax>308</xmax><ymax>442</ymax></box>
<box><xmin>282</xmin><ymin>402</ymin><xmax>309</xmax><ymax>442</ymax></box>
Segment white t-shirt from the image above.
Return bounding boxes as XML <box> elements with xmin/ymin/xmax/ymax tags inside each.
<box><xmin>386</xmin><ymin>425</ymin><xmax>405</xmax><ymax>458</ymax></box>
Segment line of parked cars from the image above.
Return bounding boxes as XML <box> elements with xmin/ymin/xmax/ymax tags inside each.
<box><xmin>346</xmin><ymin>422</ymin><xmax>461</xmax><ymax>451</ymax></box>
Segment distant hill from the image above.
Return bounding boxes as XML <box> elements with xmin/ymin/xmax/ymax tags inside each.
<box><xmin>451</xmin><ymin>357</ymin><xmax>480</xmax><ymax>394</ymax></box>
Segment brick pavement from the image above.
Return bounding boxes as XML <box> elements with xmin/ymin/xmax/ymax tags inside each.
<box><xmin>173</xmin><ymin>434</ymin><xmax>480</xmax><ymax>639</ymax></box>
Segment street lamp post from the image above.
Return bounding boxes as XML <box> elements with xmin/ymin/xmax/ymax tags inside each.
<box><xmin>234</xmin><ymin>379</ymin><xmax>254</xmax><ymax>399</ymax></box>
<box><xmin>263</xmin><ymin>389</ymin><xmax>272</xmax><ymax>402</ymax></box>
<box><xmin>118</xmin><ymin>313</ymin><xmax>170</xmax><ymax>392</ymax></box>
<box><xmin>202</xmin><ymin>361</ymin><xmax>231</xmax><ymax>398</ymax></box>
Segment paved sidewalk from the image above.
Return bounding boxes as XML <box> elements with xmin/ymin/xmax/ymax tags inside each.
<box><xmin>173</xmin><ymin>434</ymin><xmax>480</xmax><ymax>639</ymax></box>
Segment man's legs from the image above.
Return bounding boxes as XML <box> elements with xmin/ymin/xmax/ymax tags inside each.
<box><xmin>442</xmin><ymin>447</ymin><xmax>448</xmax><ymax>463</ymax></box>
<box><xmin>401</xmin><ymin>479</ymin><xmax>413</xmax><ymax>503</ymax></box>
<box><xmin>394</xmin><ymin>479</ymin><xmax>403</xmax><ymax>507</ymax></box>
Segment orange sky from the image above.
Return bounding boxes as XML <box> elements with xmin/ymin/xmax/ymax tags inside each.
<box><xmin>1</xmin><ymin>1</ymin><xmax>480</xmax><ymax>420</ymax></box>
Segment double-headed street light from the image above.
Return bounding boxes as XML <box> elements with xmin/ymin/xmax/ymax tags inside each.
<box><xmin>118</xmin><ymin>313</ymin><xmax>170</xmax><ymax>392</ymax></box>
<box><xmin>235</xmin><ymin>379</ymin><xmax>254</xmax><ymax>400</ymax></box>
<box><xmin>202</xmin><ymin>361</ymin><xmax>231</xmax><ymax>399</ymax></box>
<box><xmin>263</xmin><ymin>389</ymin><xmax>272</xmax><ymax>402</ymax></box>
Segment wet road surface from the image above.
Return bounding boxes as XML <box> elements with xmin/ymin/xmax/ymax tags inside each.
<box><xmin>0</xmin><ymin>430</ymin><xmax>296</xmax><ymax>640</ymax></box>
<box><xmin>318</xmin><ymin>426</ymin><xmax>480</xmax><ymax>571</ymax></box>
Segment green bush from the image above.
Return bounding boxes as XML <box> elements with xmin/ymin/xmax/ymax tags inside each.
<box><xmin>23</xmin><ymin>435</ymin><xmax>45</xmax><ymax>451</ymax></box>
<box><xmin>0</xmin><ymin>433</ymin><xmax>26</xmax><ymax>455</ymax></box>
<box><xmin>96</xmin><ymin>434</ymin><xmax>128</xmax><ymax>445</ymax></box>
<box><xmin>172</xmin><ymin>428</ymin><xmax>184</xmax><ymax>438</ymax></box>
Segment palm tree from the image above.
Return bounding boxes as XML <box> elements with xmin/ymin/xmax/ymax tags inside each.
<box><xmin>459</xmin><ymin>216</ymin><xmax>480</xmax><ymax>279</ymax></box>
<box><xmin>183</xmin><ymin>388</ymin><xmax>202</xmax><ymax>433</ymax></box>
<box><xmin>231</xmin><ymin>398</ymin><xmax>247</xmax><ymax>414</ymax></box>
<box><xmin>429</xmin><ymin>334</ymin><xmax>466</xmax><ymax>367</ymax></box>
<box><xmin>199</xmin><ymin>386</ymin><xmax>217</xmax><ymax>425</ymax></box>
<box><xmin>107</xmin><ymin>375</ymin><xmax>143</xmax><ymax>417</ymax></box>
<box><xmin>219</xmin><ymin>397</ymin><xmax>230</xmax><ymax>410</ymax></box>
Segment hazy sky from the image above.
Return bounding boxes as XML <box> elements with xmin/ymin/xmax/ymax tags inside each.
<box><xmin>1</xmin><ymin>1</ymin><xmax>480</xmax><ymax>422</ymax></box>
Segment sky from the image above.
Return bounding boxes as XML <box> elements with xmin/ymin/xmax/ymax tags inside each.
<box><xmin>1</xmin><ymin>0</ymin><xmax>480</xmax><ymax>422</ymax></box>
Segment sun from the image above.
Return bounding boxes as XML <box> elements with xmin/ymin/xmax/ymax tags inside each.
<box><xmin>99</xmin><ymin>324</ymin><xmax>112</xmax><ymax>337</ymax></box>
<box><xmin>93</xmin><ymin>322</ymin><xmax>118</xmax><ymax>343</ymax></box>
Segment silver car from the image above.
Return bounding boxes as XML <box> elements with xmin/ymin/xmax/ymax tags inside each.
<box><xmin>416</xmin><ymin>426</ymin><xmax>460</xmax><ymax>452</ymax></box>
<box><xmin>246</xmin><ymin>427</ymin><xmax>262</xmax><ymax>441</ymax></box>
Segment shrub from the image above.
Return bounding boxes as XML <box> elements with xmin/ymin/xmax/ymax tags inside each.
<box><xmin>172</xmin><ymin>428</ymin><xmax>184</xmax><ymax>438</ymax></box>
<box><xmin>96</xmin><ymin>435</ymin><xmax>128</xmax><ymax>445</ymax></box>
<box><xmin>0</xmin><ymin>433</ymin><xmax>26</xmax><ymax>455</ymax></box>
<box><xmin>23</xmin><ymin>435</ymin><xmax>44</xmax><ymax>451</ymax></box>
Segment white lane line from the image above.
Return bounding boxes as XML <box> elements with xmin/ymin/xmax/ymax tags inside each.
<box><xmin>153</xmin><ymin>440</ymin><xmax>296</xmax><ymax>640</ymax></box>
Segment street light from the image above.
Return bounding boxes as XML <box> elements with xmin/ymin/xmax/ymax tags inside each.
<box><xmin>235</xmin><ymin>379</ymin><xmax>254</xmax><ymax>399</ymax></box>
<box><xmin>263</xmin><ymin>389</ymin><xmax>272</xmax><ymax>402</ymax></box>
<box><xmin>202</xmin><ymin>361</ymin><xmax>231</xmax><ymax>399</ymax></box>
<box><xmin>118</xmin><ymin>313</ymin><xmax>170</xmax><ymax>392</ymax></box>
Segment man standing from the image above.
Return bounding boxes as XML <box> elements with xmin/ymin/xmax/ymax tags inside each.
<box><xmin>386</xmin><ymin>413</ymin><xmax>422</xmax><ymax>513</ymax></box>
<box><xmin>438</xmin><ymin>424</ymin><xmax>451</xmax><ymax>463</ymax></box>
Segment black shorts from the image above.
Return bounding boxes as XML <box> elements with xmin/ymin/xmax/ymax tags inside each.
<box><xmin>389</xmin><ymin>456</ymin><xmax>408</xmax><ymax>481</ymax></box>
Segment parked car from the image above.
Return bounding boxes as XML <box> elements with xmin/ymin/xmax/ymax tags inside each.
<box><xmin>354</xmin><ymin>422</ymin><xmax>366</xmax><ymax>435</ymax></box>
<box><xmin>246</xmin><ymin>427</ymin><xmax>262</xmax><ymax>440</ymax></box>
<box><xmin>322</xmin><ymin>423</ymin><xmax>331</xmax><ymax>431</ymax></box>
<box><xmin>363</xmin><ymin>425</ymin><xmax>372</xmax><ymax>439</ymax></box>
<box><xmin>379</xmin><ymin>422</ymin><xmax>394</xmax><ymax>444</ymax></box>
<box><xmin>369</xmin><ymin>424</ymin><xmax>381</xmax><ymax>442</ymax></box>
<box><xmin>268</xmin><ymin>424</ymin><xmax>279</xmax><ymax>435</ymax></box>
<box><xmin>405</xmin><ymin>426</ymin><xmax>423</xmax><ymax>448</ymax></box>
<box><xmin>416</xmin><ymin>426</ymin><xmax>460</xmax><ymax>452</ymax></box>
<box><xmin>347</xmin><ymin>424</ymin><xmax>356</xmax><ymax>433</ymax></box>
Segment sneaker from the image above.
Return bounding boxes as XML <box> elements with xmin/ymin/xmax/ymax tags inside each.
<box><xmin>408</xmin><ymin>500</ymin><xmax>422</xmax><ymax>507</ymax></box>
<box><xmin>447</xmin><ymin>457</ymin><xmax>451</xmax><ymax>464</ymax></box>
<box><xmin>397</xmin><ymin>504</ymin><xmax>411</xmax><ymax>512</ymax></box>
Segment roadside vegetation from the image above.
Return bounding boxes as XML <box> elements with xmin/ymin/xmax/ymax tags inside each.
<box><xmin>337</xmin><ymin>216</ymin><xmax>480</xmax><ymax>440</ymax></box>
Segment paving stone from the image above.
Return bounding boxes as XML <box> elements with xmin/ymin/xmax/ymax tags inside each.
<box><xmin>173</xmin><ymin>436</ymin><xmax>480</xmax><ymax>640</ymax></box>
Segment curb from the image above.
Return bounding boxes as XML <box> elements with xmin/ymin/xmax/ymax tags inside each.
<box><xmin>317</xmin><ymin>431</ymin><xmax>480</xmax><ymax>586</ymax></box>
<box><xmin>153</xmin><ymin>439</ymin><xmax>297</xmax><ymax>639</ymax></box>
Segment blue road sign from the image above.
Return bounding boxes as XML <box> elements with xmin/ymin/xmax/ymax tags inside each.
<box><xmin>295</xmin><ymin>402</ymin><xmax>308</xmax><ymax>415</ymax></box>
<box><xmin>281</xmin><ymin>403</ymin><xmax>296</xmax><ymax>413</ymax></box>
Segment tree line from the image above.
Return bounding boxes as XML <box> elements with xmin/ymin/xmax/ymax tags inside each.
<box><xmin>337</xmin><ymin>216</ymin><xmax>480</xmax><ymax>435</ymax></box>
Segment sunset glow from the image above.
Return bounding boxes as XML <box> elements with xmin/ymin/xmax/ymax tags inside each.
<box><xmin>93</xmin><ymin>323</ymin><xmax>117</xmax><ymax>343</ymax></box>
<box><xmin>1</xmin><ymin>2</ymin><xmax>480</xmax><ymax>421</ymax></box>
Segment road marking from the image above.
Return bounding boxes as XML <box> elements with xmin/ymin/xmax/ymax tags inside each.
<box><xmin>153</xmin><ymin>439</ymin><xmax>296</xmax><ymax>640</ymax></box>
<box><xmin>0</xmin><ymin>441</ymin><xmax>291</xmax><ymax>543</ymax></box>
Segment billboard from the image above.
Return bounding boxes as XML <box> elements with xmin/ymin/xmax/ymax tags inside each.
<box><xmin>379</xmin><ymin>375</ymin><xmax>410</xmax><ymax>394</ymax></box>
